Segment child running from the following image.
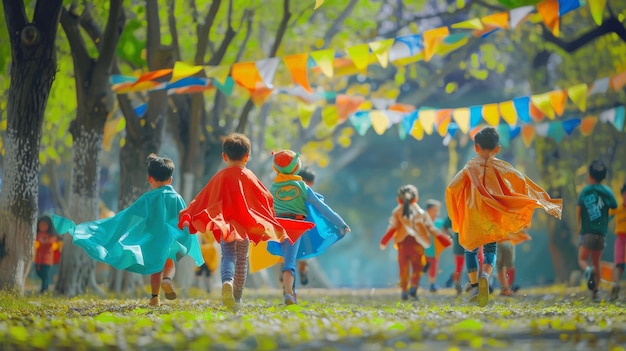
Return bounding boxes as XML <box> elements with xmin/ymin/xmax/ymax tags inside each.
<box><xmin>423</xmin><ymin>199</ymin><xmax>445</xmax><ymax>293</ymax></box>
<box><xmin>610</xmin><ymin>183</ymin><xmax>626</xmax><ymax>300</ymax></box>
<box><xmin>577</xmin><ymin>160</ymin><xmax>618</xmax><ymax>301</ymax></box>
<box><xmin>53</xmin><ymin>154</ymin><xmax>204</xmax><ymax>306</ymax></box>
<box><xmin>380</xmin><ymin>185</ymin><xmax>448</xmax><ymax>301</ymax></box>
<box><xmin>178</xmin><ymin>133</ymin><xmax>297</xmax><ymax>309</ymax></box>
<box><xmin>270</xmin><ymin>150</ymin><xmax>350</xmax><ymax>305</ymax></box>
<box><xmin>446</xmin><ymin>127</ymin><xmax>562</xmax><ymax>307</ymax></box>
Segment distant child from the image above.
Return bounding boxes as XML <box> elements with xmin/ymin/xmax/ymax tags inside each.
<box><xmin>610</xmin><ymin>183</ymin><xmax>626</xmax><ymax>300</ymax></box>
<box><xmin>179</xmin><ymin>133</ymin><xmax>292</xmax><ymax>309</ymax></box>
<box><xmin>496</xmin><ymin>240</ymin><xmax>515</xmax><ymax>296</ymax></box>
<box><xmin>380</xmin><ymin>185</ymin><xmax>448</xmax><ymax>301</ymax></box>
<box><xmin>54</xmin><ymin>154</ymin><xmax>204</xmax><ymax>306</ymax></box>
<box><xmin>577</xmin><ymin>160</ymin><xmax>618</xmax><ymax>301</ymax></box>
<box><xmin>446</xmin><ymin>127</ymin><xmax>562</xmax><ymax>307</ymax></box>
<box><xmin>423</xmin><ymin>199</ymin><xmax>445</xmax><ymax>293</ymax></box>
<box><xmin>34</xmin><ymin>215</ymin><xmax>61</xmax><ymax>293</ymax></box>
<box><xmin>270</xmin><ymin>150</ymin><xmax>350</xmax><ymax>305</ymax></box>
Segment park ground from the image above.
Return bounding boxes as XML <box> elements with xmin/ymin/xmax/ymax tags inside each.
<box><xmin>1</xmin><ymin>285</ymin><xmax>625</xmax><ymax>351</ymax></box>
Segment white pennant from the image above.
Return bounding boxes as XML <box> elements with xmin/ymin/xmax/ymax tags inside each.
<box><xmin>255</xmin><ymin>57</ymin><xmax>280</xmax><ymax>89</ymax></box>
<box><xmin>589</xmin><ymin>77</ymin><xmax>610</xmax><ymax>95</ymax></box>
<box><xmin>372</xmin><ymin>98</ymin><xmax>394</xmax><ymax>110</ymax></box>
<box><xmin>599</xmin><ymin>108</ymin><xmax>616</xmax><ymax>124</ymax></box>
<box><xmin>535</xmin><ymin>122</ymin><xmax>549</xmax><ymax>137</ymax></box>
<box><xmin>388</xmin><ymin>42</ymin><xmax>412</xmax><ymax>62</ymax></box>
<box><xmin>509</xmin><ymin>6</ymin><xmax>534</xmax><ymax>29</ymax></box>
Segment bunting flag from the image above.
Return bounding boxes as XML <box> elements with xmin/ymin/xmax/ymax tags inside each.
<box><xmin>580</xmin><ymin>116</ymin><xmax>598</xmax><ymax>136</ymax></box>
<box><xmin>170</xmin><ymin>62</ymin><xmax>203</xmax><ymax>83</ymax></box>
<box><xmin>423</xmin><ymin>27</ymin><xmax>450</xmax><ymax>61</ymax></box>
<box><xmin>418</xmin><ymin>109</ymin><xmax>437</xmax><ymax>135</ymax></box>
<box><xmin>311</xmin><ymin>49</ymin><xmax>335</xmax><ymax>78</ymax></box>
<box><xmin>336</xmin><ymin>94</ymin><xmax>365</xmax><ymax>123</ymax></box>
<box><xmin>567</xmin><ymin>83</ymin><xmax>588</xmax><ymax>112</ymax></box>
<box><xmin>410</xmin><ymin>119</ymin><xmax>425</xmax><ymax>140</ymax></box>
<box><xmin>231</xmin><ymin>62</ymin><xmax>262</xmax><ymax>91</ymax></box>
<box><xmin>346</xmin><ymin>44</ymin><xmax>370</xmax><ymax>71</ymax></box>
<box><xmin>588</xmin><ymin>0</ymin><xmax>607</xmax><ymax>26</ymax></box>
<box><xmin>452</xmin><ymin>108</ymin><xmax>471</xmax><ymax>133</ymax></box>
<box><xmin>482</xmin><ymin>104</ymin><xmax>500</xmax><ymax>126</ymax></box>
<box><xmin>521</xmin><ymin>125</ymin><xmax>535</xmax><ymax>148</ymax></box>
<box><xmin>436</xmin><ymin>109</ymin><xmax>452</xmax><ymax>136</ymax></box>
<box><xmin>369</xmin><ymin>39</ymin><xmax>394</xmax><ymax>68</ymax></box>
<box><xmin>451</xmin><ymin>18</ymin><xmax>484</xmax><ymax>30</ymax></box>
<box><xmin>562</xmin><ymin>118</ymin><xmax>581</xmax><ymax>135</ymax></box>
<box><xmin>370</xmin><ymin>110</ymin><xmax>390</xmax><ymax>135</ymax></box>
<box><xmin>255</xmin><ymin>58</ymin><xmax>280</xmax><ymax>89</ymax></box>
<box><xmin>314</xmin><ymin>0</ymin><xmax>324</xmax><ymax>10</ymax></box>
<box><xmin>530</xmin><ymin>92</ymin><xmax>555</xmax><ymax>119</ymax></box>
<box><xmin>537</xmin><ymin>0</ymin><xmax>560</xmax><ymax>35</ymax></box>
<box><xmin>481</xmin><ymin>12</ymin><xmax>510</xmax><ymax>29</ymax></box>
<box><xmin>349</xmin><ymin>111</ymin><xmax>372</xmax><ymax>136</ymax></box>
<box><xmin>298</xmin><ymin>102</ymin><xmax>317</xmax><ymax>128</ymax></box>
<box><xmin>205</xmin><ymin>65</ymin><xmax>230</xmax><ymax>85</ymax></box>
<box><xmin>499</xmin><ymin>101</ymin><xmax>518</xmax><ymax>125</ymax></box>
<box><xmin>322</xmin><ymin>105</ymin><xmax>339</xmax><ymax>128</ymax></box>
<box><xmin>509</xmin><ymin>6</ymin><xmax>535</xmax><ymax>28</ymax></box>
<box><xmin>284</xmin><ymin>54</ymin><xmax>312</xmax><ymax>92</ymax></box>
<box><xmin>549</xmin><ymin>90</ymin><xmax>567</xmax><ymax>116</ymax></box>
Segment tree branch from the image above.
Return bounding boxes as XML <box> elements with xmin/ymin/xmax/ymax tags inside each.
<box><xmin>195</xmin><ymin>0</ymin><xmax>222</xmax><ymax>64</ymax></box>
<box><xmin>234</xmin><ymin>10</ymin><xmax>255</xmax><ymax>62</ymax></box>
<box><xmin>542</xmin><ymin>16</ymin><xmax>626</xmax><ymax>53</ymax></box>
<box><xmin>33</xmin><ymin>0</ymin><xmax>64</xmax><ymax>35</ymax></box>
<box><xmin>168</xmin><ymin>0</ymin><xmax>181</xmax><ymax>60</ymax></box>
<box><xmin>94</xmin><ymin>0</ymin><xmax>125</xmax><ymax>77</ymax></box>
<box><xmin>206</xmin><ymin>0</ymin><xmax>238</xmax><ymax>65</ymax></box>
<box><xmin>2</xmin><ymin>0</ymin><xmax>28</xmax><ymax>51</ymax></box>
<box><xmin>322</xmin><ymin>0</ymin><xmax>357</xmax><ymax>48</ymax></box>
<box><xmin>79</xmin><ymin>3</ymin><xmax>104</xmax><ymax>51</ymax></box>
<box><xmin>116</xmin><ymin>93</ymin><xmax>142</xmax><ymax>142</ymax></box>
<box><xmin>60</xmin><ymin>6</ymin><xmax>92</xmax><ymax>76</ymax></box>
<box><xmin>146</xmin><ymin>0</ymin><xmax>161</xmax><ymax>54</ymax></box>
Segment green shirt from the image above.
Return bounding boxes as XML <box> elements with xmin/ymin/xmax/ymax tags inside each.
<box><xmin>578</xmin><ymin>184</ymin><xmax>618</xmax><ymax>236</ymax></box>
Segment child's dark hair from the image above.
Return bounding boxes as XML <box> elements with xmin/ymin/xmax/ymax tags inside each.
<box><xmin>146</xmin><ymin>153</ymin><xmax>174</xmax><ymax>181</ymax></box>
<box><xmin>300</xmin><ymin>166</ymin><xmax>316</xmax><ymax>185</ymax></box>
<box><xmin>474</xmin><ymin>127</ymin><xmax>500</xmax><ymax>150</ymax></box>
<box><xmin>37</xmin><ymin>215</ymin><xmax>58</xmax><ymax>237</ymax></box>
<box><xmin>398</xmin><ymin>184</ymin><xmax>418</xmax><ymax>218</ymax></box>
<box><xmin>223</xmin><ymin>133</ymin><xmax>251</xmax><ymax>161</ymax></box>
<box><xmin>425</xmin><ymin>199</ymin><xmax>441</xmax><ymax>211</ymax></box>
<box><xmin>588</xmin><ymin>160</ymin><xmax>607</xmax><ymax>182</ymax></box>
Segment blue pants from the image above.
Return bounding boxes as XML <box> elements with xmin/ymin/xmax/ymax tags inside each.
<box><xmin>465</xmin><ymin>242</ymin><xmax>497</xmax><ymax>273</ymax></box>
<box><xmin>282</xmin><ymin>237</ymin><xmax>302</xmax><ymax>275</ymax></box>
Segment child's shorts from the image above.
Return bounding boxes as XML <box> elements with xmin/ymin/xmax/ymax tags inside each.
<box><xmin>496</xmin><ymin>242</ymin><xmax>514</xmax><ymax>270</ymax></box>
<box><xmin>579</xmin><ymin>233</ymin><xmax>605</xmax><ymax>251</ymax></box>
<box><xmin>195</xmin><ymin>263</ymin><xmax>212</xmax><ymax>277</ymax></box>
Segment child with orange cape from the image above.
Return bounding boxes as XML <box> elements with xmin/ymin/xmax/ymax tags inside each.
<box><xmin>446</xmin><ymin>127</ymin><xmax>562</xmax><ymax>307</ymax></box>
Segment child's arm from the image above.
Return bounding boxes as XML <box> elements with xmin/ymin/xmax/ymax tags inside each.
<box><xmin>380</xmin><ymin>227</ymin><xmax>396</xmax><ymax>249</ymax></box>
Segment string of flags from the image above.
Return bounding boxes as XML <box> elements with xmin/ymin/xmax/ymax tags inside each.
<box><xmin>110</xmin><ymin>0</ymin><xmax>583</xmax><ymax>110</ymax></box>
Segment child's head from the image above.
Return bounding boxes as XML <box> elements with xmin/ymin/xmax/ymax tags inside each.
<box><xmin>299</xmin><ymin>166</ymin><xmax>316</xmax><ymax>186</ymax></box>
<box><xmin>222</xmin><ymin>133</ymin><xmax>251</xmax><ymax>162</ymax></box>
<box><xmin>272</xmin><ymin>150</ymin><xmax>301</xmax><ymax>175</ymax></box>
<box><xmin>397</xmin><ymin>184</ymin><xmax>418</xmax><ymax>218</ymax></box>
<box><xmin>37</xmin><ymin>215</ymin><xmax>57</xmax><ymax>236</ymax></box>
<box><xmin>474</xmin><ymin>127</ymin><xmax>500</xmax><ymax>156</ymax></box>
<box><xmin>146</xmin><ymin>153</ymin><xmax>174</xmax><ymax>187</ymax></box>
<box><xmin>588</xmin><ymin>160</ymin><xmax>607</xmax><ymax>183</ymax></box>
<box><xmin>425</xmin><ymin>199</ymin><xmax>441</xmax><ymax>221</ymax></box>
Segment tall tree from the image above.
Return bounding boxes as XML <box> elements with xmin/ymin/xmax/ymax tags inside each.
<box><xmin>55</xmin><ymin>0</ymin><xmax>125</xmax><ymax>296</ymax></box>
<box><xmin>0</xmin><ymin>0</ymin><xmax>64</xmax><ymax>292</ymax></box>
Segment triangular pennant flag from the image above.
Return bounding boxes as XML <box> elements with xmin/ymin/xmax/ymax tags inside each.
<box><xmin>423</xmin><ymin>27</ymin><xmax>450</xmax><ymax>61</ymax></box>
<box><xmin>451</xmin><ymin>18</ymin><xmax>484</xmax><ymax>30</ymax></box>
<box><xmin>398</xmin><ymin>121</ymin><xmax>408</xmax><ymax>140</ymax></box>
<box><xmin>250</xmin><ymin>86</ymin><xmax>273</xmax><ymax>106</ymax></box>
<box><xmin>284</xmin><ymin>53</ymin><xmax>312</xmax><ymax>92</ymax></box>
<box><xmin>550</xmin><ymin>90</ymin><xmax>567</xmax><ymax>116</ymax></box>
<box><xmin>436</xmin><ymin>109</ymin><xmax>452</xmax><ymax>137</ymax></box>
<box><xmin>513</xmin><ymin>96</ymin><xmax>531</xmax><ymax>123</ymax></box>
<box><xmin>103</xmin><ymin>116</ymin><xmax>124</xmax><ymax>151</ymax></box>
<box><xmin>419</xmin><ymin>109</ymin><xmax>437</xmax><ymax>135</ymax></box>
<box><xmin>297</xmin><ymin>102</ymin><xmax>317</xmax><ymax>129</ymax></box>
<box><xmin>537</xmin><ymin>0</ymin><xmax>560</xmax><ymax>36</ymax></box>
<box><xmin>509</xmin><ymin>6</ymin><xmax>534</xmax><ymax>29</ymax></box>
<box><xmin>370</xmin><ymin>110</ymin><xmax>389</xmax><ymax>135</ymax></box>
<box><xmin>610</xmin><ymin>71</ymin><xmax>626</xmax><ymax>91</ymax></box>
<box><xmin>214</xmin><ymin>76</ymin><xmax>234</xmax><ymax>96</ymax></box>
<box><xmin>509</xmin><ymin>125</ymin><xmax>521</xmax><ymax>140</ymax></box>
<box><xmin>599</xmin><ymin>107</ymin><xmax>615</xmax><ymax>124</ymax></box>
<box><xmin>255</xmin><ymin>57</ymin><xmax>280</xmax><ymax>89</ymax></box>
<box><xmin>386</xmin><ymin>111</ymin><xmax>404</xmax><ymax>125</ymax></box>
<box><xmin>497</xmin><ymin>124</ymin><xmax>510</xmax><ymax>148</ymax></box>
<box><xmin>369</xmin><ymin>39</ymin><xmax>394</xmax><ymax>68</ymax></box>
<box><xmin>134</xmin><ymin>103</ymin><xmax>147</xmax><ymax>117</ymax></box>
<box><xmin>389</xmin><ymin>42</ymin><xmax>413</xmax><ymax>63</ymax></box>
<box><xmin>499</xmin><ymin>101</ymin><xmax>518</xmax><ymax>126</ymax></box>
<box><xmin>469</xmin><ymin>126</ymin><xmax>482</xmax><ymax>140</ymax></box>
<box><xmin>547</xmin><ymin>121</ymin><xmax>565</xmax><ymax>143</ymax></box>
<box><xmin>521</xmin><ymin>125</ymin><xmax>535</xmax><ymax>148</ymax></box>
<box><xmin>580</xmin><ymin>116</ymin><xmax>598</xmax><ymax>136</ymax></box>
<box><xmin>562</xmin><ymin>118</ymin><xmax>582</xmax><ymax>135</ymax></box>
<box><xmin>314</xmin><ymin>0</ymin><xmax>324</xmax><ymax>10</ymax></box>
<box><xmin>110</xmin><ymin>75</ymin><xmax>137</xmax><ymax>85</ymax></box>
<box><xmin>568</xmin><ymin>84</ymin><xmax>588</xmax><ymax>112</ymax></box>
<box><xmin>346</xmin><ymin>44</ymin><xmax>370</xmax><ymax>71</ymax></box>
<box><xmin>205</xmin><ymin>65</ymin><xmax>230</xmax><ymax>85</ymax></box>
<box><xmin>389</xmin><ymin>103</ymin><xmax>415</xmax><ymax>113</ymax></box>
<box><xmin>482</xmin><ymin>103</ymin><xmax>500</xmax><ymax>126</ymax></box>
<box><xmin>588</xmin><ymin>0</ymin><xmax>607</xmax><ymax>26</ymax></box>
<box><xmin>231</xmin><ymin>62</ymin><xmax>261</xmax><ymax>91</ymax></box>
<box><xmin>133</xmin><ymin>69</ymin><xmax>172</xmax><ymax>86</ymax></box>
<box><xmin>336</xmin><ymin>94</ymin><xmax>365</xmax><ymax>123</ymax></box>
<box><xmin>531</xmin><ymin>92</ymin><xmax>556</xmax><ymax>119</ymax></box>
<box><xmin>165</xmin><ymin>77</ymin><xmax>210</xmax><ymax>90</ymax></box>
<box><xmin>372</xmin><ymin>98</ymin><xmax>394</xmax><ymax>111</ymax></box>
<box><xmin>447</xmin><ymin>123</ymin><xmax>459</xmax><ymax>138</ymax></box>
<box><xmin>529</xmin><ymin>101</ymin><xmax>545</xmax><ymax>122</ymax></box>
<box><xmin>349</xmin><ymin>111</ymin><xmax>372</xmax><ymax>136</ymax></box>
<box><xmin>558</xmin><ymin>0</ymin><xmax>581</xmax><ymax>15</ymax></box>
<box><xmin>170</xmin><ymin>62</ymin><xmax>203</xmax><ymax>83</ymax></box>
<box><xmin>410</xmin><ymin>119</ymin><xmax>425</xmax><ymax>140</ymax></box>
<box><xmin>469</xmin><ymin>105</ymin><xmax>483</xmax><ymax>127</ymax></box>
<box><xmin>311</xmin><ymin>49</ymin><xmax>335</xmax><ymax>78</ymax></box>
<box><xmin>452</xmin><ymin>108</ymin><xmax>470</xmax><ymax>134</ymax></box>
<box><xmin>481</xmin><ymin>12</ymin><xmax>510</xmax><ymax>29</ymax></box>
<box><xmin>322</xmin><ymin>105</ymin><xmax>339</xmax><ymax>128</ymax></box>
<box><xmin>402</xmin><ymin>110</ymin><xmax>418</xmax><ymax>133</ymax></box>
<box><xmin>589</xmin><ymin>77</ymin><xmax>610</xmax><ymax>95</ymax></box>
<box><xmin>614</xmin><ymin>106</ymin><xmax>625</xmax><ymax>132</ymax></box>
<box><xmin>396</xmin><ymin>34</ymin><xmax>423</xmax><ymax>56</ymax></box>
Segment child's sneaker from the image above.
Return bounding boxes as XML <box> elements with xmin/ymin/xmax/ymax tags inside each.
<box><xmin>401</xmin><ymin>291</ymin><xmax>409</xmax><ymax>301</ymax></box>
<box><xmin>610</xmin><ymin>284</ymin><xmax>620</xmax><ymax>301</ymax></box>
<box><xmin>299</xmin><ymin>270</ymin><xmax>309</xmax><ymax>286</ymax></box>
<box><xmin>149</xmin><ymin>295</ymin><xmax>160</xmax><ymax>306</ymax></box>
<box><xmin>477</xmin><ymin>273</ymin><xmax>490</xmax><ymax>307</ymax></box>
<box><xmin>409</xmin><ymin>287</ymin><xmax>418</xmax><ymax>300</ymax></box>
<box><xmin>222</xmin><ymin>281</ymin><xmax>235</xmax><ymax>308</ymax></box>
<box><xmin>468</xmin><ymin>286</ymin><xmax>478</xmax><ymax>303</ymax></box>
<box><xmin>592</xmin><ymin>290</ymin><xmax>601</xmax><ymax>303</ymax></box>
<box><xmin>429</xmin><ymin>283</ymin><xmax>438</xmax><ymax>293</ymax></box>
<box><xmin>585</xmin><ymin>267</ymin><xmax>596</xmax><ymax>291</ymax></box>
<box><xmin>455</xmin><ymin>284</ymin><xmax>462</xmax><ymax>296</ymax></box>
<box><xmin>161</xmin><ymin>278</ymin><xmax>177</xmax><ymax>300</ymax></box>
<box><xmin>284</xmin><ymin>293</ymin><xmax>297</xmax><ymax>305</ymax></box>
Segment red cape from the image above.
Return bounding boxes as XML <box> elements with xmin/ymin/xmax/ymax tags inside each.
<box><xmin>179</xmin><ymin>166</ymin><xmax>311</xmax><ymax>245</ymax></box>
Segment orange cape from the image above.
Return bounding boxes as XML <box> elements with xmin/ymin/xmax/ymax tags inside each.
<box><xmin>445</xmin><ymin>157</ymin><xmax>562</xmax><ymax>250</ymax></box>
<box><xmin>179</xmin><ymin>166</ymin><xmax>311</xmax><ymax>245</ymax></box>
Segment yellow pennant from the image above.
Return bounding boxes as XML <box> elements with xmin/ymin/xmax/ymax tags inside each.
<box><xmin>171</xmin><ymin>61</ymin><xmax>204</xmax><ymax>83</ymax></box>
<box><xmin>298</xmin><ymin>103</ymin><xmax>317</xmax><ymax>129</ymax></box>
<box><xmin>568</xmin><ymin>84</ymin><xmax>588</xmax><ymax>112</ymax></box>
<box><xmin>322</xmin><ymin>105</ymin><xmax>339</xmax><ymax>128</ymax></box>
<box><xmin>418</xmin><ymin>109</ymin><xmax>436</xmax><ymax>135</ymax></box>
<box><xmin>423</xmin><ymin>27</ymin><xmax>450</xmax><ymax>61</ymax></box>
<box><xmin>530</xmin><ymin>93</ymin><xmax>555</xmax><ymax>119</ymax></box>
<box><xmin>452</xmin><ymin>108</ymin><xmax>470</xmax><ymax>134</ymax></box>
<box><xmin>205</xmin><ymin>65</ymin><xmax>231</xmax><ymax>85</ymax></box>
<box><xmin>370</xmin><ymin>110</ymin><xmax>389</xmax><ymax>135</ymax></box>
<box><xmin>314</xmin><ymin>0</ymin><xmax>324</xmax><ymax>10</ymax></box>
<box><xmin>451</xmin><ymin>18</ymin><xmax>484</xmax><ymax>30</ymax></box>
<box><xmin>481</xmin><ymin>12</ymin><xmax>510</xmax><ymax>29</ymax></box>
<box><xmin>346</xmin><ymin>44</ymin><xmax>370</xmax><ymax>71</ymax></box>
<box><xmin>311</xmin><ymin>49</ymin><xmax>335</xmax><ymax>78</ymax></box>
<box><xmin>436</xmin><ymin>109</ymin><xmax>452</xmax><ymax>137</ymax></box>
<box><xmin>369</xmin><ymin>39</ymin><xmax>394</xmax><ymax>68</ymax></box>
<box><xmin>588</xmin><ymin>0</ymin><xmax>607</xmax><ymax>25</ymax></box>
<box><xmin>410</xmin><ymin>120</ymin><xmax>425</xmax><ymax>140</ymax></box>
<box><xmin>482</xmin><ymin>104</ymin><xmax>500</xmax><ymax>126</ymax></box>
<box><xmin>537</xmin><ymin>0</ymin><xmax>560</xmax><ymax>36</ymax></box>
<box><xmin>498</xmin><ymin>101</ymin><xmax>518</xmax><ymax>126</ymax></box>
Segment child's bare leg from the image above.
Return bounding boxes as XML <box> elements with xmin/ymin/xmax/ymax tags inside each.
<box><xmin>498</xmin><ymin>268</ymin><xmax>508</xmax><ymax>290</ymax></box>
<box><xmin>161</xmin><ymin>259</ymin><xmax>177</xmax><ymax>300</ymax></box>
<box><xmin>163</xmin><ymin>259</ymin><xmax>176</xmax><ymax>280</ymax></box>
<box><xmin>150</xmin><ymin>271</ymin><xmax>163</xmax><ymax>296</ymax></box>
<box><xmin>578</xmin><ymin>246</ymin><xmax>591</xmax><ymax>271</ymax></box>
<box><xmin>283</xmin><ymin>271</ymin><xmax>295</xmax><ymax>295</ymax></box>
<box><xmin>590</xmin><ymin>249</ymin><xmax>602</xmax><ymax>293</ymax></box>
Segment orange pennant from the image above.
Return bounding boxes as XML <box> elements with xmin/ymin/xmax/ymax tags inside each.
<box><xmin>423</xmin><ymin>27</ymin><xmax>450</xmax><ymax>61</ymax></box>
<box><xmin>436</xmin><ymin>109</ymin><xmax>452</xmax><ymax>136</ymax></box>
<box><xmin>284</xmin><ymin>54</ymin><xmax>312</xmax><ymax>93</ymax></box>
<box><xmin>521</xmin><ymin>125</ymin><xmax>535</xmax><ymax>148</ymax></box>
<box><xmin>580</xmin><ymin>116</ymin><xmax>598</xmax><ymax>136</ymax></box>
<box><xmin>250</xmin><ymin>85</ymin><xmax>273</xmax><ymax>106</ymax></box>
<box><xmin>537</xmin><ymin>0</ymin><xmax>560</xmax><ymax>36</ymax></box>
<box><xmin>610</xmin><ymin>71</ymin><xmax>626</xmax><ymax>91</ymax></box>
<box><xmin>231</xmin><ymin>62</ymin><xmax>261</xmax><ymax>91</ymax></box>
<box><xmin>389</xmin><ymin>103</ymin><xmax>415</xmax><ymax>113</ymax></box>
<box><xmin>530</xmin><ymin>93</ymin><xmax>555</xmax><ymax>120</ymax></box>
<box><xmin>133</xmin><ymin>69</ymin><xmax>172</xmax><ymax>85</ymax></box>
<box><xmin>482</xmin><ymin>104</ymin><xmax>500</xmax><ymax>126</ymax></box>
<box><xmin>499</xmin><ymin>101</ymin><xmax>518</xmax><ymax>126</ymax></box>
<box><xmin>529</xmin><ymin>102</ymin><xmax>545</xmax><ymax>122</ymax></box>
<box><xmin>336</xmin><ymin>94</ymin><xmax>365</xmax><ymax>123</ymax></box>
<box><xmin>481</xmin><ymin>12</ymin><xmax>510</xmax><ymax>29</ymax></box>
<box><xmin>549</xmin><ymin>90</ymin><xmax>567</xmax><ymax>116</ymax></box>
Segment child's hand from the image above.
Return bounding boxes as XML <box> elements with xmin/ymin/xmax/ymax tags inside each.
<box><xmin>379</xmin><ymin>244</ymin><xmax>386</xmax><ymax>250</ymax></box>
<box><xmin>179</xmin><ymin>213</ymin><xmax>191</xmax><ymax>230</ymax></box>
<box><xmin>341</xmin><ymin>226</ymin><xmax>351</xmax><ymax>235</ymax></box>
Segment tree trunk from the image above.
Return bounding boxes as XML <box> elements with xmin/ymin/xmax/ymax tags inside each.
<box><xmin>0</xmin><ymin>0</ymin><xmax>63</xmax><ymax>292</ymax></box>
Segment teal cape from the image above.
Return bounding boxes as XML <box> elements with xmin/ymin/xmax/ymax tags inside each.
<box><xmin>53</xmin><ymin>185</ymin><xmax>204</xmax><ymax>275</ymax></box>
<box><xmin>267</xmin><ymin>192</ymin><xmax>345</xmax><ymax>259</ymax></box>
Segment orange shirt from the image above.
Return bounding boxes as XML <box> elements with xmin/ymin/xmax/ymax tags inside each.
<box><xmin>34</xmin><ymin>232</ymin><xmax>58</xmax><ymax>265</ymax></box>
<box><xmin>610</xmin><ymin>204</ymin><xmax>626</xmax><ymax>235</ymax></box>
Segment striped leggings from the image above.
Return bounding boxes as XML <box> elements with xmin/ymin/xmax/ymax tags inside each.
<box><xmin>220</xmin><ymin>238</ymin><xmax>250</xmax><ymax>300</ymax></box>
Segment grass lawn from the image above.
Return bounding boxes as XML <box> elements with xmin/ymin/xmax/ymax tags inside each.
<box><xmin>1</xmin><ymin>285</ymin><xmax>625</xmax><ymax>350</ymax></box>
